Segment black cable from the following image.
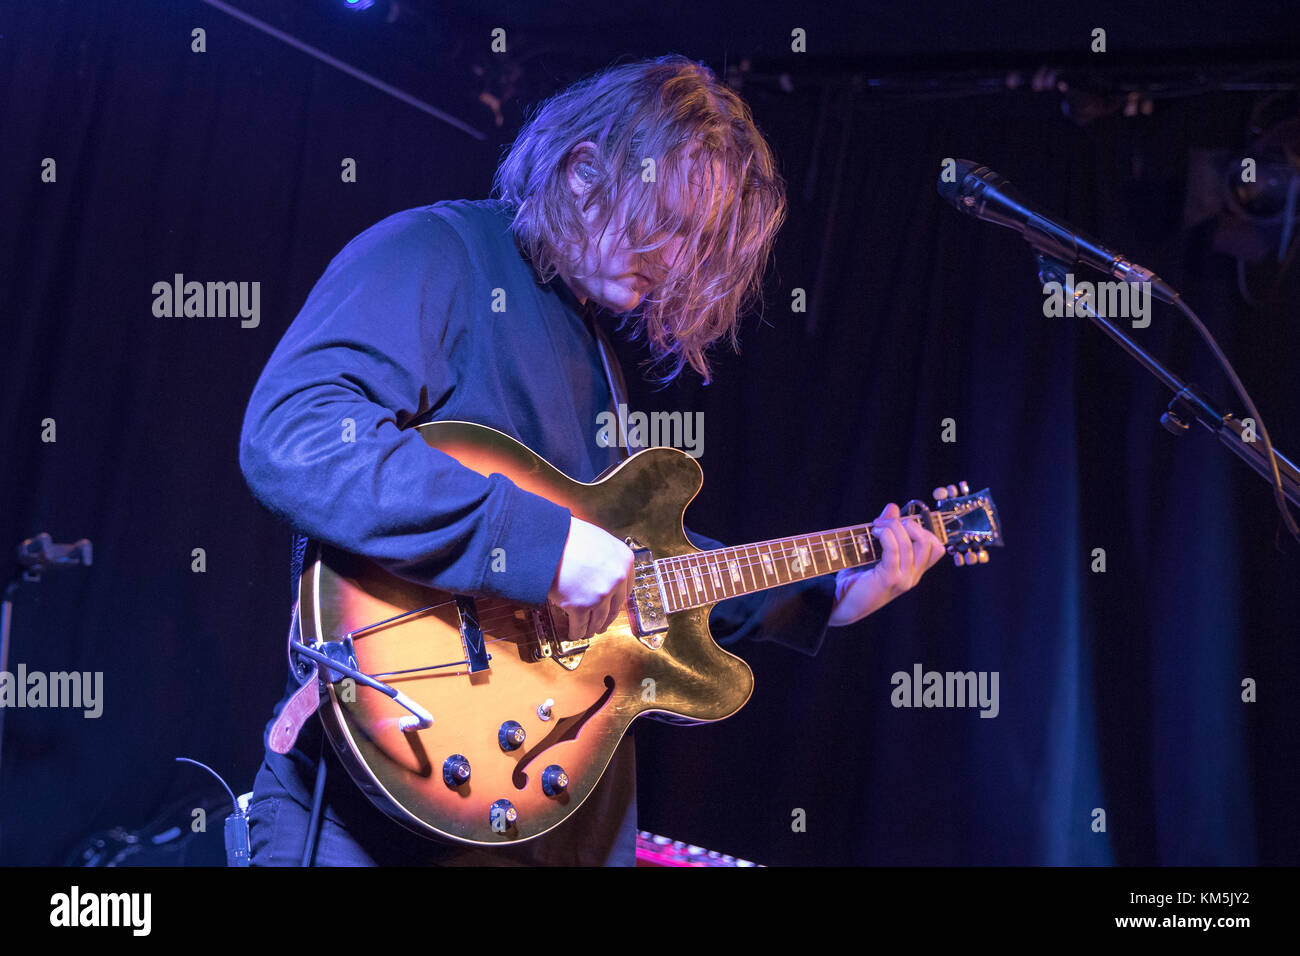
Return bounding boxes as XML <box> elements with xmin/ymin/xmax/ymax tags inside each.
<box><xmin>1173</xmin><ymin>297</ymin><xmax>1300</xmax><ymax>542</ymax></box>
<box><xmin>175</xmin><ymin>757</ymin><xmax>240</xmax><ymax>813</ymax></box>
<box><xmin>302</xmin><ymin>741</ymin><xmax>328</xmax><ymax>867</ymax></box>
<box><xmin>175</xmin><ymin>757</ymin><xmax>251</xmax><ymax>866</ymax></box>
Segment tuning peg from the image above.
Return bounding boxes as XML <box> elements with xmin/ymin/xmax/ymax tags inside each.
<box><xmin>977</xmin><ymin>549</ymin><xmax>989</xmax><ymax>564</ymax></box>
<box><xmin>933</xmin><ymin>486</ymin><xmax>949</xmax><ymax>501</ymax></box>
<box><xmin>952</xmin><ymin>551</ymin><xmax>966</xmax><ymax>566</ymax></box>
<box><xmin>947</xmin><ymin>484</ymin><xmax>959</xmax><ymax>498</ymax></box>
<box><xmin>959</xmin><ymin>481</ymin><xmax>970</xmax><ymax>495</ymax></box>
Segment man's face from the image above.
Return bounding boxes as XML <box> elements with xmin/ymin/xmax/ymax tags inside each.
<box><xmin>558</xmin><ymin>145</ymin><xmax>716</xmax><ymax>314</ymax></box>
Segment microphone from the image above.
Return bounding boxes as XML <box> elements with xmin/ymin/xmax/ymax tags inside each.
<box><xmin>937</xmin><ymin>159</ymin><xmax>1179</xmax><ymax>304</ymax></box>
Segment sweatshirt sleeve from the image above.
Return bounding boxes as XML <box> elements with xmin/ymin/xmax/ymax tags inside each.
<box><xmin>239</xmin><ymin>208</ymin><xmax>571</xmax><ymax>607</ymax></box>
<box><xmin>684</xmin><ymin>526</ymin><xmax>835</xmax><ymax>657</ymax></box>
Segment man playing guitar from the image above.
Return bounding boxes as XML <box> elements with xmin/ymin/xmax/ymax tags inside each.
<box><xmin>239</xmin><ymin>54</ymin><xmax>945</xmax><ymax>866</ymax></box>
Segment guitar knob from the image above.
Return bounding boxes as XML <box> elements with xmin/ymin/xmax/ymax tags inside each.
<box><xmin>541</xmin><ymin>764</ymin><xmax>569</xmax><ymax>797</ymax></box>
<box><xmin>498</xmin><ymin>720</ymin><xmax>526</xmax><ymax>751</ymax></box>
<box><xmin>537</xmin><ymin>698</ymin><xmax>555</xmax><ymax>721</ymax></box>
<box><xmin>489</xmin><ymin>799</ymin><xmax>517</xmax><ymax>832</ymax></box>
<box><xmin>442</xmin><ymin>754</ymin><xmax>471</xmax><ymax>788</ymax></box>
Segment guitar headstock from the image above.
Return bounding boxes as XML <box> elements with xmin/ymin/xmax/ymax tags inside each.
<box><xmin>906</xmin><ymin>481</ymin><xmax>1002</xmax><ymax>567</ymax></box>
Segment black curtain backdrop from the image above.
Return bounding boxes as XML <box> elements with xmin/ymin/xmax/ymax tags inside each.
<box><xmin>3</xmin><ymin>1</ymin><xmax>1298</xmax><ymax>866</ymax></box>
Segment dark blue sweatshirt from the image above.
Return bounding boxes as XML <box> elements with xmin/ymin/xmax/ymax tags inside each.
<box><xmin>239</xmin><ymin>199</ymin><xmax>835</xmax><ymax>865</ymax></box>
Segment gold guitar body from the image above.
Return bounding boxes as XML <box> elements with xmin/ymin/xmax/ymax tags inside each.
<box><xmin>298</xmin><ymin>420</ymin><xmax>754</xmax><ymax>845</ymax></box>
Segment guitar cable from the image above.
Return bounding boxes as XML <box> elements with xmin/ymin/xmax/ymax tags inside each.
<box><xmin>302</xmin><ymin>742</ymin><xmax>327</xmax><ymax>867</ymax></box>
<box><xmin>174</xmin><ymin>757</ymin><xmax>250</xmax><ymax>867</ymax></box>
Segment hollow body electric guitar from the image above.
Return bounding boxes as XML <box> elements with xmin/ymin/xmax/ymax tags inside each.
<box><xmin>291</xmin><ymin>420</ymin><xmax>1002</xmax><ymax>845</ymax></box>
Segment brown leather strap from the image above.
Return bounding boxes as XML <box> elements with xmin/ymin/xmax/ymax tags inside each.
<box><xmin>269</xmin><ymin>660</ymin><xmax>320</xmax><ymax>754</ymax></box>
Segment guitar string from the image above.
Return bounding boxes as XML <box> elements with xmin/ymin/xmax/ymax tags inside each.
<box><xmin>387</xmin><ymin>523</ymin><xmax>971</xmax><ymax>637</ymax></box>
<box><xmin>331</xmin><ymin>512</ymin><xmax>986</xmax><ymax>657</ymax></box>
<box><xmin>458</xmin><ymin>519</ymin><xmax>911</xmax><ymax>631</ymax></box>
<box><xmin>467</xmin><ymin>511</ymin><xmax>985</xmax><ymax>627</ymax></box>
<box><xmin>373</xmin><ymin>512</ymin><xmax>982</xmax><ymax>634</ymax></box>
<box><xmin>335</xmin><ymin>512</ymin><xmax>962</xmax><ymax>634</ymax></box>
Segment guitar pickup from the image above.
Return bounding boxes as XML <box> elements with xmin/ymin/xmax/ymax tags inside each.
<box><xmin>456</xmin><ymin>596</ymin><xmax>490</xmax><ymax>673</ymax></box>
<box><xmin>627</xmin><ymin>540</ymin><xmax>668</xmax><ymax>648</ymax></box>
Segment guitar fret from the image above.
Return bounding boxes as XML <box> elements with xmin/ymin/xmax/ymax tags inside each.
<box><xmin>828</xmin><ymin>532</ymin><xmax>845</xmax><ymax>571</ymax></box>
<box><xmin>773</xmin><ymin>539</ymin><xmax>790</xmax><ymax>580</ymax></box>
<box><xmin>696</xmin><ymin>555</ymin><xmax>716</xmax><ymax>603</ymax></box>
<box><xmin>856</xmin><ymin>530</ymin><xmax>874</xmax><ymax>564</ymax></box>
<box><xmin>834</xmin><ymin>532</ymin><xmax>851</xmax><ymax>570</ymax></box>
<box><xmin>654</xmin><ymin>559</ymin><xmax>673</xmax><ymax>614</ymax></box>
<box><xmin>794</xmin><ymin>537</ymin><xmax>814</xmax><ymax>576</ymax></box>
<box><xmin>744</xmin><ymin>545</ymin><xmax>761</xmax><ymax>591</ymax></box>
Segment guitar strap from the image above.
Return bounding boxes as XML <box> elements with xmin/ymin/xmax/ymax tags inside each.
<box><xmin>270</xmin><ymin>539</ymin><xmax>322</xmax><ymax>754</ymax></box>
<box><xmin>587</xmin><ymin>307</ymin><xmax>632</xmax><ymax>460</ymax></box>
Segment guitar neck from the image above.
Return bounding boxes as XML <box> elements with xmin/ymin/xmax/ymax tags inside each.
<box><xmin>656</xmin><ymin>515</ymin><xmax>935</xmax><ymax>613</ymax></box>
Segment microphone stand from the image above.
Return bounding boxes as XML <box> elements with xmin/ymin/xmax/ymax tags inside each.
<box><xmin>1035</xmin><ymin>254</ymin><xmax>1300</xmax><ymax>508</ymax></box>
<box><xmin>0</xmin><ymin>535</ymin><xmax>93</xmax><ymax>854</ymax></box>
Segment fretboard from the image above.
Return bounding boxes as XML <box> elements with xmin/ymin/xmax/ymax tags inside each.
<box><xmin>655</xmin><ymin>524</ymin><xmax>887</xmax><ymax>613</ymax></box>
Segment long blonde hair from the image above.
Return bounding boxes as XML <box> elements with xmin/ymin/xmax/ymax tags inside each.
<box><xmin>493</xmin><ymin>54</ymin><xmax>787</xmax><ymax>382</ymax></box>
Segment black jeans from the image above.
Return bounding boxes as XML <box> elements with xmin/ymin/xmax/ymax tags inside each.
<box><xmin>246</xmin><ymin>747</ymin><xmax>459</xmax><ymax>866</ymax></box>
<box><xmin>245</xmin><ymin>743</ymin><xmax>636</xmax><ymax>866</ymax></box>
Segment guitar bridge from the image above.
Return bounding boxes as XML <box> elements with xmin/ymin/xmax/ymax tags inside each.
<box><xmin>456</xmin><ymin>596</ymin><xmax>490</xmax><ymax>673</ymax></box>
